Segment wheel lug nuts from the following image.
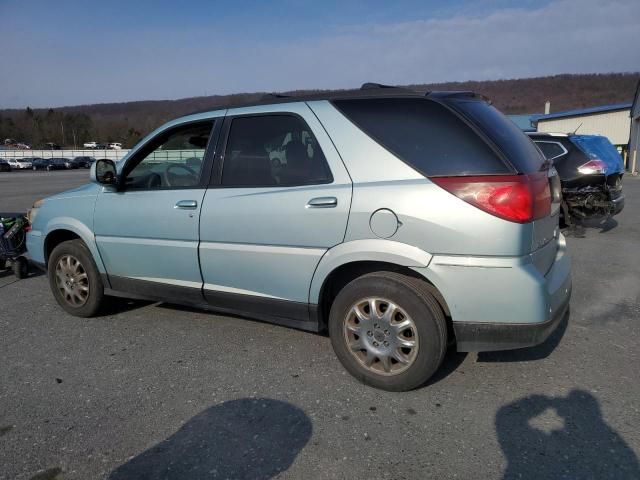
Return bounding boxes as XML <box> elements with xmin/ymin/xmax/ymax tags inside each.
<box><xmin>384</xmin><ymin>329</ymin><xmax>390</xmax><ymax>336</ymax></box>
<box><xmin>384</xmin><ymin>341</ymin><xmax>389</xmax><ymax>347</ymax></box>
<box><xmin>373</xmin><ymin>341</ymin><xmax>379</xmax><ymax>347</ymax></box>
<box><xmin>367</xmin><ymin>331</ymin><xmax>373</xmax><ymax>337</ymax></box>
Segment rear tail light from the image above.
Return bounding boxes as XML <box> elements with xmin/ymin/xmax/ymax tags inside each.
<box><xmin>577</xmin><ymin>159</ymin><xmax>607</xmax><ymax>175</ymax></box>
<box><xmin>432</xmin><ymin>173</ymin><xmax>551</xmax><ymax>223</ymax></box>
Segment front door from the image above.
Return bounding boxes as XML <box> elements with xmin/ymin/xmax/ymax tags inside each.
<box><xmin>94</xmin><ymin>118</ymin><xmax>221</xmax><ymax>304</ymax></box>
<box><xmin>199</xmin><ymin>105</ymin><xmax>352</xmax><ymax>325</ymax></box>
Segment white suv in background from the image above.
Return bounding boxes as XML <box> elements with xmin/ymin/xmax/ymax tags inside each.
<box><xmin>107</xmin><ymin>143</ymin><xmax>122</xmax><ymax>150</ymax></box>
<box><xmin>84</xmin><ymin>142</ymin><xmax>98</xmax><ymax>149</ymax></box>
<box><xmin>7</xmin><ymin>158</ymin><xmax>33</xmax><ymax>169</ymax></box>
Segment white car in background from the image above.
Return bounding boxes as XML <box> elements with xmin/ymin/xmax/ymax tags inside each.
<box><xmin>83</xmin><ymin>141</ymin><xmax>98</xmax><ymax>149</ymax></box>
<box><xmin>107</xmin><ymin>142</ymin><xmax>122</xmax><ymax>150</ymax></box>
<box><xmin>6</xmin><ymin>158</ymin><xmax>33</xmax><ymax>169</ymax></box>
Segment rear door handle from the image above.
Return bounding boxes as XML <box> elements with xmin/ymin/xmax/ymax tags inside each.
<box><xmin>175</xmin><ymin>200</ymin><xmax>198</xmax><ymax>209</ymax></box>
<box><xmin>306</xmin><ymin>197</ymin><xmax>337</xmax><ymax>208</ymax></box>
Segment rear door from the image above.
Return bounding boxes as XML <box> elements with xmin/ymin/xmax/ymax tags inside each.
<box><xmin>199</xmin><ymin>103</ymin><xmax>351</xmax><ymax>324</ymax></box>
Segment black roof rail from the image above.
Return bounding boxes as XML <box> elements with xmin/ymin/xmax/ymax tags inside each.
<box><xmin>427</xmin><ymin>90</ymin><xmax>490</xmax><ymax>104</ymax></box>
<box><xmin>260</xmin><ymin>92</ymin><xmax>291</xmax><ymax>101</ymax></box>
<box><xmin>427</xmin><ymin>91</ymin><xmax>476</xmax><ymax>98</ymax></box>
<box><xmin>360</xmin><ymin>82</ymin><xmax>400</xmax><ymax>90</ymax></box>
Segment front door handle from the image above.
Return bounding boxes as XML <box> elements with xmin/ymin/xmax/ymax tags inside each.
<box><xmin>306</xmin><ymin>197</ymin><xmax>337</xmax><ymax>208</ymax></box>
<box><xmin>175</xmin><ymin>200</ymin><xmax>198</xmax><ymax>209</ymax></box>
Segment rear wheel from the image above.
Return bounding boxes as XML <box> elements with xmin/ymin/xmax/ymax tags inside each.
<box><xmin>329</xmin><ymin>272</ymin><xmax>447</xmax><ymax>391</ymax></box>
<box><xmin>47</xmin><ymin>240</ymin><xmax>105</xmax><ymax>317</ymax></box>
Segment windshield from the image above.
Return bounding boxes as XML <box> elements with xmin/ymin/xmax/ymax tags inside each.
<box><xmin>570</xmin><ymin>135</ymin><xmax>624</xmax><ymax>174</ymax></box>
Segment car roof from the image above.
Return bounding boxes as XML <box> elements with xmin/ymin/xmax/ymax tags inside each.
<box><xmin>186</xmin><ymin>83</ymin><xmax>484</xmax><ymax>117</ymax></box>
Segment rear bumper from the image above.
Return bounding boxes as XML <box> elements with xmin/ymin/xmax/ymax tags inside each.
<box><xmin>453</xmin><ymin>289</ymin><xmax>570</xmax><ymax>351</ymax></box>
<box><xmin>413</xmin><ymin>232</ymin><xmax>572</xmax><ymax>352</ymax></box>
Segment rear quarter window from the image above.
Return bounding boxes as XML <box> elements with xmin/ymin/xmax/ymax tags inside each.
<box><xmin>449</xmin><ymin>98</ymin><xmax>546</xmax><ymax>173</ymax></box>
<box><xmin>332</xmin><ymin>98</ymin><xmax>509</xmax><ymax>177</ymax></box>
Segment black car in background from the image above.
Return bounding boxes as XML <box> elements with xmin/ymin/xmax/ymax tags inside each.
<box><xmin>42</xmin><ymin>143</ymin><xmax>62</xmax><ymax>150</ymax></box>
<box><xmin>71</xmin><ymin>156</ymin><xmax>95</xmax><ymax>168</ymax></box>
<box><xmin>528</xmin><ymin>132</ymin><xmax>625</xmax><ymax>225</ymax></box>
<box><xmin>0</xmin><ymin>160</ymin><xmax>12</xmax><ymax>172</ymax></box>
<box><xmin>52</xmin><ymin>158</ymin><xmax>73</xmax><ymax>169</ymax></box>
<box><xmin>32</xmin><ymin>158</ymin><xmax>66</xmax><ymax>171</ymax></box>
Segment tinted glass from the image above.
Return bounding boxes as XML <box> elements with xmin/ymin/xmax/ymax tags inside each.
<box><xmin>450</xmin><ymin>98</ymin><xmax>546</xmax><ymax>173</ymax></box>
<box><xmin>221</xmin><ymin>115</ymin><xmax>332</xmax><ymax>187</ymax></box>
<box><xmin>125</xmin><ymin>121</ymin><xmax>213</xmax><ymax>190</ymax></box>
<box><xmin>535</xmin><ymin>141</ymin><xmax>567</xmax><ymax>160</ymax></box>
<box><xmin>333</xmin><ymin>98</ymin><xmax>508</xmax><ymax>177</ymax></box>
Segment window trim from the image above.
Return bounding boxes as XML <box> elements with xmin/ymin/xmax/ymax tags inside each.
<box><xmin>209</xmin><ymin>112</ymin><xmax>334</xmax><ymax>188</ymax></box>
<box><xmin>533</xmin><ymin>140</ymin><xmax>569</xmax><ymax>161</ymax></box>
<box><xmin>119</xmin><ymin>119</ymin><xmax>221</xmax><ymax>192</ymax></box>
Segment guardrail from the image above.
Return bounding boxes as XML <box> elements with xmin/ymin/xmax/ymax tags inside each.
<box><xmin>0</xmin><ymin>149</ymin><xmax>130</xmax><ymax>161</ymax></box>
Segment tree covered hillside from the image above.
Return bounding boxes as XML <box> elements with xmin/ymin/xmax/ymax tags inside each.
<box><xmin>1</xmin><ymin>73</ymin><xmax>637</xmax><ymax>149</ymax></box>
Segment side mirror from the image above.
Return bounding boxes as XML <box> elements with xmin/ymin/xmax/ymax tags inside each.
<box><xmin>91</xmin><ymin>159</ymin><xmax>118</xmax><ymax>186</ymax></box>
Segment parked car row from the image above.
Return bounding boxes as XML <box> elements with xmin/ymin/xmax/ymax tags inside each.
<box><xmin>0</xmin><ymin>156</ymin><xmax>96</xmax><ymax>172</ymax></box>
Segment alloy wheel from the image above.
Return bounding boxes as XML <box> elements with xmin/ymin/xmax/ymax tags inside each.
<box><xmin>343</xmin><ymin>297</ymin><xmax>419</xmax><ymax>376</ymax></box>
<box><xmin>54</xmin><ymin>254</ymin><xmax>90</xmax><ymax>307</ymax></box>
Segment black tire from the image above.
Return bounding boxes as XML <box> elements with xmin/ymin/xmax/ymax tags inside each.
<box><xmin>0</xmin><ymin>258</ymin><xmax>6</xmax><ymax>270</ymax></box>
<box><xmin>13</xmin><ymin>257</ymin><xmax>29</xmax><ymax>279</ymax></box>
<box><xmin>329</xmin><ymin>271</ymin><xmax>447</xmax><ymax>391</ymax></box>
<box><xmin>47</xmin><ymin>239</ymin><xmax>105</xmax><ymax>317</ymax></box>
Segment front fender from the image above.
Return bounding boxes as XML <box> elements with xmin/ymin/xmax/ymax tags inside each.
<box><xmin>42</xmin><ymin>217</ymin><xmax>106</xmax><ymax>273</ymax></box>
<box><xmin>308</xmin><ymin>239</ymin><xmax>433</xmax><ymax>303</ymax></box>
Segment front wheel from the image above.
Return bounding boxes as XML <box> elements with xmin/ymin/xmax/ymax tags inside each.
<box><xmin>47</xmin><ymin>239</ymin><xmax>105</xmax><ymax>317</ymax></box>
<box><xmin>329</xmin><ymin>272</ymin><xmax>447</xmax><ymax>391</ymax></box>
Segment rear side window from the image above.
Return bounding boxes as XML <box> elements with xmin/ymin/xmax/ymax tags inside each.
<box><xmin>450</xmin><ymin>99</ymin><xmax>546</xmax><ymax>173</ymax></box>
<box><xmin>221</xmin><ymin>114</ymin><xmax>332</xmax><ymax>187</ymax></box>
<box><xmin>332</xmin><ymin>98</ymin><xmax>509</xmax><ymax>176</ymax></box>
<box><xmin>534</xmin><ymin>141</ymin><xmax>568</xmax><ymax>161</ymax></box>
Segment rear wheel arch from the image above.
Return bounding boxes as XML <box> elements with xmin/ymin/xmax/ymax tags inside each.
<box><xmin>316</xmin><ymin>260</ymin><xmax>452</xmax><ymax>335</ymax></box>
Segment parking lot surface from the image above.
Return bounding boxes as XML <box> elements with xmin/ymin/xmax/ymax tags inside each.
<box><xmin>1</xmin><ymin>170</ymin><xmax>639</xmax><ymax>479</ymax></box>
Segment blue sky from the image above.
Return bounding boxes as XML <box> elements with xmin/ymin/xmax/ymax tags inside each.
<box><xmin>1</xmin><ymin>0</ymin><xmax>638</xmax><ymax>108</ymax></box>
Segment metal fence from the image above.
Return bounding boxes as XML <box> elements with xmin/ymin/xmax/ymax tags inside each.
<box><xmin>0</xmin><ymin>149</ymin><xmax>130</xmax><ymax>161</ymax></box>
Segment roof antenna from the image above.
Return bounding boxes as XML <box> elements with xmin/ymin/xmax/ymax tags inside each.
<box><xmin>571</xmin><ymin>122</ymin><xmax>583</xmax><ymax>135</ymax></box>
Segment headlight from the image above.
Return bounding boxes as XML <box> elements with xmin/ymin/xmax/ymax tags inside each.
<box><xmin>26</xmin><ymin>198</ymin><xmax>45</xmax><ymax>225</ymax></box>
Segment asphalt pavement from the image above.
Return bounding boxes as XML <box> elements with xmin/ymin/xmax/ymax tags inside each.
<box><xmin>1</xmin><ymin>170</ymin><xmax>639</xmax><ymax>479</ymax></box>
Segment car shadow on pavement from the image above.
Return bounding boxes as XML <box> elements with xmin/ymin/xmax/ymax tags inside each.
<box><xmin>97</xmin><ymin>297</ymin><xmax>154</xmax><ymax>317</ymax></box>
<box><xmin>108</xmin><ymin>398</ymin><xmax>313</xmax><ymax>480</ymax></box>
<box><xmin>476</xmin><ymin>309</ymin><xmax>569</xmax><ymax>363</ymax></box>
<box><xmin>425</xmin><ymin>348</ymin><xmax>468</xmax><ymax>386</ymax></box>
<box><xmin>0</xmin><ymin>267</ymin><xmax>44</xmax><ymax>280</ymax></box>
<box><xmin>496</xmin><ymin>390</ymin><xmax>640</xmax><ymax>479</ymax></box>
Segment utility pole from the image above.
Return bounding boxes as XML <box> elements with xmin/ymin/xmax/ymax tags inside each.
<box><xmin>60</xmin><ymin>122</ymin><xmax>65</xmax><ymax>147</ymax></box>
<box><xmin>72</xmin><ymin>129</ymin><xmax>77</xmax><ymax>149</ymax></box>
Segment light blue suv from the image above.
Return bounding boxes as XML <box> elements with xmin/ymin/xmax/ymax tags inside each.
<box><xmin>26</xmin><ymin>85</ymin><xmax>571</xmax><ymax>391</ymax></box>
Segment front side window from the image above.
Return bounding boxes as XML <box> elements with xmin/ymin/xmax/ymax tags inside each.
<box><xmin>124</xmin><ymin>121</ymin><xmax>213</xmax><ymax>190</ymax></box>
<box><xmin>221</xmin><ymin>114</ymin><xmax>332</xmax><ymax>187</ymax></box>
